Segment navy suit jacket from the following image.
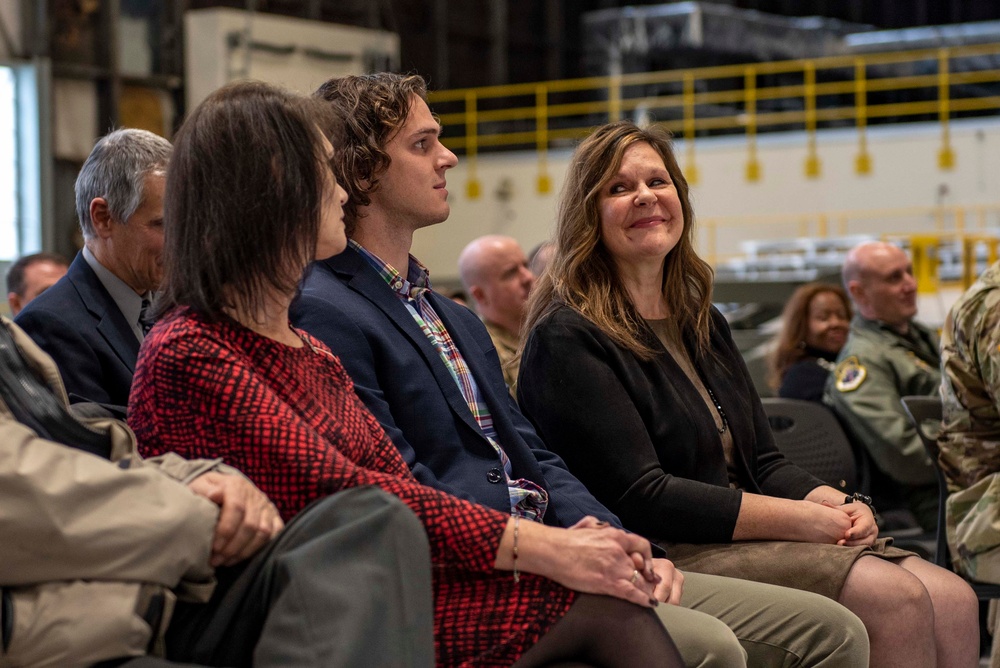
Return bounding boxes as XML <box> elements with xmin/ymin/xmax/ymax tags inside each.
<box><xmin>291</xmin><ymin>247</ymin><xmax>620</xmax><ymax>529</ymax></box>
<box><xmin>15</xmin><ymin>252</ymin><xmax>136</xmax><ymax>412</ymax></box>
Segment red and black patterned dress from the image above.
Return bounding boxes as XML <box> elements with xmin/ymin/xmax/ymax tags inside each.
<box><xmin>129</xmin><ymin>308</ymin><xmax>575</xmax><ymax>666</ymax></box>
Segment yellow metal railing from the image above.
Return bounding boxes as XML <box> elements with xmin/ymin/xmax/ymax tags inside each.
<box><xmin>890</xmin><ymin>233</ymin><xmax>998</xmax><ymax>293</ymax></box>
<box><xmin>700</xmin><ymin>204</ymin><xmax>1000</xmax><ymax>290</ymax></box>
<box><xmin>428</xmin><ymin>42</ymin><xmax>1000</xmax><ymax>194</ymax></box>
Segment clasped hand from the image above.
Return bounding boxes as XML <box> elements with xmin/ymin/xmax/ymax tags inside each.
<box><xmin>188</xmin><ymin>471</ymin><xmax>284</xmax><ymax>567</ymax></box>
<box><xmin>809</xmin><ymin>499</ymin><xmax>878</xmax><ymax>547</ymax></box>
<box><xmin>556</xmin><ymin>516</ymin><xmax>682</xmax><ymax>608</ymax></box>
<box><xmin>836</xmin><ymin>500</ymin><xmax>878</xmax><ymax>547</ymax></box>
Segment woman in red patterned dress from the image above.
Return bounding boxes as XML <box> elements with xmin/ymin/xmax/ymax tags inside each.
<box><xmin>127</xmin><ymin>81</ymin><xmax>683</xmax><ymax>667</ymax></box>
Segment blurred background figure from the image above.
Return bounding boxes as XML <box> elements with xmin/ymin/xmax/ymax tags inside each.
<box><xmin>6</xmin><ymin>252</ymin><xmax>68</xmax><ymax>316</ymax></box>
<box><xmin>769</xmin><ymin>283</ymin><xmax>852</xmax><ymax>402</ymax></box>
<box><xmin>528</xmin><ymin>240</ymin><xmax>555</xmax><ymax>279</ymax></box>
<box><xmin>458</xmin><ymin>234</ymin><xmax>535</xmax><ymax>391</ymax></box>
<box><xmin>441</xmin><ymin>288</ymin><xmax>469</xmax><ymax>308</ymax></box>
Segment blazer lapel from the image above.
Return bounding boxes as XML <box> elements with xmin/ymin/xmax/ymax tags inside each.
<box><xmin>69</xmin><ymin>256</ymin><xmax>140</xmax><ymax>372</ymax></box>
<box><xmin>324</xmin><ymin>251</ymin><xmax>484</xmax><ymax>436</ymax></box>
<box><xmin>96</xmin><ymin>314</ymin><xmax>140</xmax><ymax>373</ymax></box>
<box><xmin>431</xmin><ymin>291</ymin><xmax>555</xmax><ymax>488</ymax></box>
<box><xmin>431</xmin><ymin>292</ymin><xmax>502</xmax><ymax>398</ymax></box>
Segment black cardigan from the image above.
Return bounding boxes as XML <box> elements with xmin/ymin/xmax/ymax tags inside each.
<box><xmin>517</xmin><ymin>304</ymin><xmax>824</xmax><ymax>544</ymax></box>
<box><xmin>777</xmin><ymin>347</ymin><xmax>838</xmax><ymax>403</ymax></box>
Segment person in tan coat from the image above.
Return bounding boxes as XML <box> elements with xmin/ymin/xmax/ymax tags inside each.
<box><xmin>0</xmin><ymin>317</ymin><xmax>433</xmax><ymax>667</ymax></box>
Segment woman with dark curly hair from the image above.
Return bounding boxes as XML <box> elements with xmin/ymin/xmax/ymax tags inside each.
<box><xmin>518</xmin><ymin>120</ymin><xmax>979</xmax><ymax>668</ymax></box>
<box><xmin>128</xmin><ymin>81</ymin><xmax>682</xmax><ymax>668</ymax></box>
<box><xmin>769</xmin><ymin>282</ymin><xmax>852</xmax><ymax>401</ymax></box>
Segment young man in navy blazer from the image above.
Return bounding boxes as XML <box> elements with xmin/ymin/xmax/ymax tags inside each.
<box><xmin>291</xmin><ymin>72</ymin><xmax>869</xmax><ymax>668</ymax></box>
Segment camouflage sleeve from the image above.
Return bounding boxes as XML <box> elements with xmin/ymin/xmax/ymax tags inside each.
<box><xmin>825</xmin><ymin>350</ymin><xmax>936</xmax><ymax>486</ymax></box>
<box><xmin>975</xmin><ymin>296</ymin><xmax>1000</xmax><ymax>409</ymax></box>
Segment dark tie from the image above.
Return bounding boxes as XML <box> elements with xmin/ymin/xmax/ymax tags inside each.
<box><xmin>139</xmin><ymin>298</ymin><xmax>154</xmax><ymax>337</ymax></box>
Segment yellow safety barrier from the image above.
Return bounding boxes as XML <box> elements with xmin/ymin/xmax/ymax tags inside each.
<box><xmin>745</xmin><ymin>66</ymin><xmax>760</xmax><ymax>182</ymax></box>
<box><xmin>962</xmin><ymin>236</ymin><xmax>1000</xmax><ymax>288</ymax></box>
<box><xmin>854</xmin><ymin>59</ymin><xmax>871</xmax><ymax>175</ymax></box>
<box><xmin>428</xmin><ymin>42</ymin><xmax>1000</xmax><ymax>193</ymax></box>
<box><xmin>909</xmin><ymin>235</ymin><xmax>941</xmax><ymax>294</ymax></box>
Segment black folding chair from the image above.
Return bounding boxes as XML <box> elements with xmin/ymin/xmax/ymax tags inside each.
<box><xmin>761</xmin><ymin>398</ymin><xmax>860</xmax><ymax>492</ymax></box>
<box><xmin>763</xmin><ymin>397</ymin><xmax>935</xmax><ymax>555</ymax></box>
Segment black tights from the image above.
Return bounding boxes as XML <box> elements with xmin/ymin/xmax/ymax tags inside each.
<box><xmin>512</xmin><ymin>594</ymin><xmax>683</xmax><ymax>668</ymax></box>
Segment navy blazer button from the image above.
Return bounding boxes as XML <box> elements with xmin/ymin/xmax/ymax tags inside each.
<box><xmin>486</xmin><ymin>468</ymin><xmax>503</xmax><ymax>484</ymax></box>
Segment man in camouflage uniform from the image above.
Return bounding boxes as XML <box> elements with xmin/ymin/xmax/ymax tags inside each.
<box><xmin>824</xmin><ymin>241</ymin><xmax>939</xmax><ymax>530</ymax></box>
<box><xmin>940</xmin><ymin>259</ymin><xmax>1000</xmax><ymax>584</ymax></box>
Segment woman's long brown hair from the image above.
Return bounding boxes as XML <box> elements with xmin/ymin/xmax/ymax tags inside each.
<box><xmin>522</xmin><ymin>121</ymin><xmax>714</xmax><ymax>360</ymax></box>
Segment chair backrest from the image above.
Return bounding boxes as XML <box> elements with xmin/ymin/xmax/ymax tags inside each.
<box><xmin>761</xmin><ymin>398</ymin><xmax>858</xmax><ymax>492</ymax></box>
<box><xmin>900</xmin><ymin>395</ymin><xmax>949</xmax><ymax>567</ymax></box>
<box><xmin>900</xmin><ymin>395</ymin><xmax>943</xmax><ymax>458</ymax></box>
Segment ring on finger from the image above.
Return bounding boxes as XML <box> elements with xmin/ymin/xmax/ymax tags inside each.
<box><xmin>630</xmin><ymin>569</ymin><xmax>640</xmax><ymax>585</ymax></box>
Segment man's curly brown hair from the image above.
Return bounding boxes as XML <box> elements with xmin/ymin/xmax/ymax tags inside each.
<box><xmin>314</xmin><ymin>73</ymin><xmax>428</xmax><ymax>236</ymax></box>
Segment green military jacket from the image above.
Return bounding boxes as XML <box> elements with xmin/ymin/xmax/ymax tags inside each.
<box><xmin>939</xmin><ymin>261</ymin><xmax>1000</xmax><ymax>583</ymax></box>
<box><xmin>824</xmin><ymin>315</ymin><xmax>939</xmax><ymax>486</ymax></box>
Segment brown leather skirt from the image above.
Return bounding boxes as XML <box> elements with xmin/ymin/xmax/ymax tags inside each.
<box><xmin>660</xmin><ymin>538</ymin><xmax>913</xmax><ymax>600</ymax></box>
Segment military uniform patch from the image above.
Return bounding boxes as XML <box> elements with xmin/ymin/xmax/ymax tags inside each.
<box><xmin>835</xmin><ymin>356</ymin><xmax>867</xmax><ymax>392</ymax></box>
<box><xmin>908</xmin><ymin>352</ymin><xmax>933</xmax><ymax>373</ymax></box>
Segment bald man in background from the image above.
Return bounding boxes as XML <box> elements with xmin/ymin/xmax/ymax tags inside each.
<box><xmin>824</xmin><ymin>240</ymin><xmax>939</xmax><ymax>530</ymax></box>
<box><xmin>458</xmin><ymin>235</ymin><xmax>535</xmax><ymax>392</ymax></box>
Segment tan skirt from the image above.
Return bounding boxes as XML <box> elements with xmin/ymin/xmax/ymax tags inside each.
<box><xmin>660</xmin><ymin>538</ymin><xmax>913</xmax><ymax>600</ymax></box>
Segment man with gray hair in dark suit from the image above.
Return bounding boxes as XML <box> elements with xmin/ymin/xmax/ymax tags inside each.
<box><xmin>17</xmin><ymin>129</ymin><xmax>169</xmax><ymax>414</ymax></box>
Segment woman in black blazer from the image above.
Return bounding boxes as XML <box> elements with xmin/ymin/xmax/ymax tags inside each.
<box><xmin>517</xmin><ymin>120</ymin><xmax>977</xmax><ymax>668</ymax></box>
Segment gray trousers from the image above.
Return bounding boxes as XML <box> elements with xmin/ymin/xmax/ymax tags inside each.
<box><xmin>663</xmin><ymin>571</ymin><xmax>871</xmax><ymax>667</ymax></box>
<box><xmin>164</xmin><ymin>486</ymin><xmax>434</xmax><ymax>668</ymax></box>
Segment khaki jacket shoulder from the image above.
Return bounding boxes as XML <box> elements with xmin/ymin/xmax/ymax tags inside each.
<box><xmin>0</xmin><ymin>318</ymin><xmax>218</xmax><ymax>667</ymax></box>
<box><xmin>483</xmin><ymin>319</ymin><xmax>520</xmax><ymax>396</ymax></box>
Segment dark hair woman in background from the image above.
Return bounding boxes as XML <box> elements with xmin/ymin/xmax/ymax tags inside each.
<box><xmin>517</xmin><ymin>120</ymin><xmax>978</xmax><ymax>668</ymax></box>
<box><xmin>769</xmin><ymin>282</ymin><xmax>852</xmax><ymax>401</ymax></box>
<box><xmin>127</xmin><ymin>82</ymin><xmax>682</xmax><ymax>668</ymax></box>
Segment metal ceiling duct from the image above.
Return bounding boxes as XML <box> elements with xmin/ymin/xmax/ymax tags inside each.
<box><xmin>581</xmin><ymin>2</ymin><xmax>873</xmax><ymax>76</ymax></box>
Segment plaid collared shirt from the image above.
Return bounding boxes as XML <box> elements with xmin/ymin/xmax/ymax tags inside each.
<box><xmin>351</xmin><ymin>240</ymin><xmax>549</xmax><ymax>521</ymax></box>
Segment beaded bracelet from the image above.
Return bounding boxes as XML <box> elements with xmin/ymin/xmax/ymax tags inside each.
<box><xmin>513</xmin><ymin>515</ymin><xmax>520</xmax><ymax>584</ymax></box>
<box><xmin>845</xmin><ymin>492</ymin><xmax>877</xmax><ymax>517</ymax></box>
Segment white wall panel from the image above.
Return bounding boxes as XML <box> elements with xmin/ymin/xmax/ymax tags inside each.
<box><xmin>185</xmin><ymin>8</ymin><xmax>399</xmax><ymax>110</ymax></box>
